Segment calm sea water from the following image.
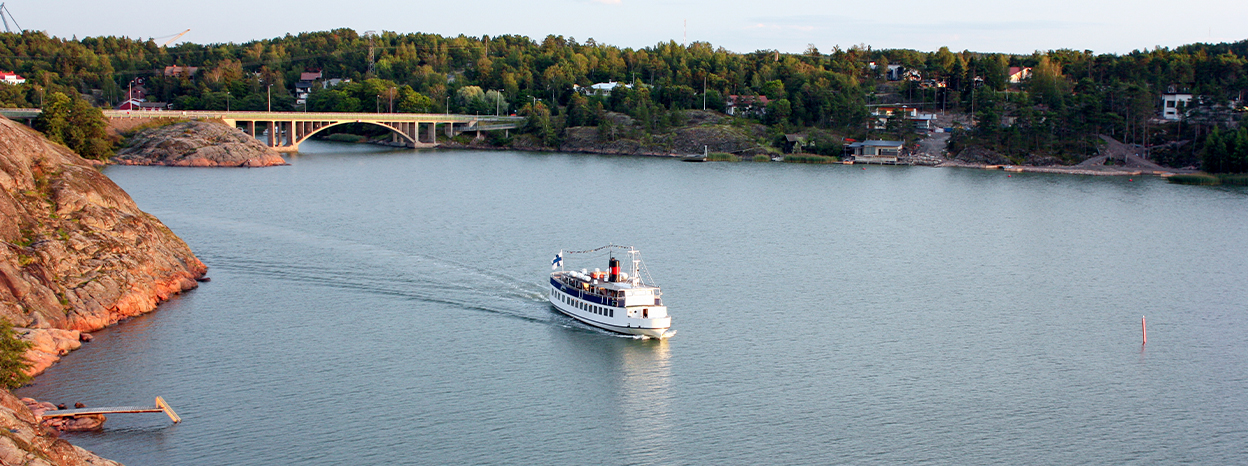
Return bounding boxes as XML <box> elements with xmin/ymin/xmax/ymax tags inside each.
<box><xmin>17</xmin><ymin>141</ymin><xmax>1248</xmax><ymax>465</ymax></box>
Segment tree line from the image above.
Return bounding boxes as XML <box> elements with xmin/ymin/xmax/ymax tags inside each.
<box><xmin>0</xmin><ymin>29</ymin><xmax>1244</xmax><ymax>170</ymax></box>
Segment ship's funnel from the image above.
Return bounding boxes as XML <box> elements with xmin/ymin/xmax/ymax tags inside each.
<box><xmin>609</xmin><ymin>257</ymin><xmax>620</xmax><ymax>282</ymax></box>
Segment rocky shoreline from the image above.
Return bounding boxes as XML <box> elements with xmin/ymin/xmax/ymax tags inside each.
<box><xmin>0</xmin><ymin>389</ymin><xmax>119</xmax><ymax>465</ymax></box>
<box><xmin>113</xmin><ymin>120</ymin><xmax>287</xmax><ymax>167</ymax></box>
<box><xmin>2</xmin><ymin>116</ymin><xmax>210</xmax><ymax>464</ymax></box>
<box><xmin>439</xmin><ymin>137</ymin><xmax>1186</xmax><ymax>178</ymax></box>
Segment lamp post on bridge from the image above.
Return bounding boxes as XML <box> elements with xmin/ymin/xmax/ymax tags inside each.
<box><xmin>495</xmin><ymin>89</ymin><xmax>503</xmax><ymax>116</ymax></box>
<box><xmin>446</xmin><ymin>96</ymin><xmax>450</xmax><ymax>115</ymax></box>
<box><xmin>388</xmin><ymin>86</ymin><xmax>395</xmax><ymax>113</ymax></box>
<box><xmin>267</xmin><ymin>84</ymin><xmax>271</xmax><ymax>112</ymax></box>
<box><xmin>226</xmin><ymin>91</ymin><xmax>230</xmax><ymax>112</ymax></box>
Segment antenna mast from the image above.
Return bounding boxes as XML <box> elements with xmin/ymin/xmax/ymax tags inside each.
<box><xmin>364</xmin><ymin>30</ymin><xmax>377</xmax><ymax>76</ymax></box>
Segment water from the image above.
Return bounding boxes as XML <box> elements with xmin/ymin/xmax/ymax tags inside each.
<box><xmin>17</xmin><ymin>141</ymin><xmax>1248</xmax><ymax>465</ymax></box>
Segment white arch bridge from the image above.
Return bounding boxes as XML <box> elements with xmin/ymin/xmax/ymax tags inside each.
<box><xmin>1</xmin><ymin>109</ymin><xmax>525</xmax><ymax>152</ymax></box>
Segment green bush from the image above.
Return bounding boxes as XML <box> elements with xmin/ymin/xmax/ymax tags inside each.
<box><xmin>784</xmin><ymin>154</ymin><xmax>840</xmax><ymax>164</ymax></box>
<box><xmin>324</xmin><ymin>133</ymin><xmax>368</xmax><ymax>143</ymax></box>
<box><xmin>0</xmin><ymin>320</ymin><xmax>32</xmax><ymax>389</ymax></box>
<box><xmin>33</xmin><ymin>92</ymin><xmax>116</xmax><ymax>160</ymax></box>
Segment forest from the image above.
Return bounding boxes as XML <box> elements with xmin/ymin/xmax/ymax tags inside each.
<box><xmin>0</xmin><ymin>29</ymin><xmax>1245</xmax><ymax>170</ymax></box>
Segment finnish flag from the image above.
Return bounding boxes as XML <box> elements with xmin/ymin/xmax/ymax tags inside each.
<box><xmin>551</xmin><ymin>253</ymin><xmax>563</xmax><ymax>269</ymax></box>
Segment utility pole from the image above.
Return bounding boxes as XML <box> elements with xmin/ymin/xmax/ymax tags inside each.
<box><xmin>267</xmin><ymin>84</ymin><xmax>272</xmax><ymax>112</ymax></box>
<box><xmin>389</xmin><ymin>87</ymin><xmax>395</xmax><ymax>113</ymax></box>
<box><xmin>703</xmin><ymin>75</ymin><xmax>707</xmax><ymax>111</ymax></box>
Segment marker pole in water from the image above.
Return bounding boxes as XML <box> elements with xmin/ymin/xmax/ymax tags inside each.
<box><xmin>1142</xmin><ymin>316</ymin><xmax>1147</xmax><ymax>345</ymax></box>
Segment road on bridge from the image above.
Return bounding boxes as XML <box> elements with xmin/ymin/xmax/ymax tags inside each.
<box><xmin>0</xmin><ymin>108</ymin><xmax>524</xmax><ymax>151</ymax></box>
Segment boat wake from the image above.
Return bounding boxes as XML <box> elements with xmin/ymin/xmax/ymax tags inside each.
<box><xmin>163</xmin><ymin>213</ymin><xmax>561</xmax><ymax>327</ymax></box>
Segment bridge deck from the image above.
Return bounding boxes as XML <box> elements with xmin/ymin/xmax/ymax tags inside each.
<box><xmin>0</xmin><ymin>108</ymin><xmax>523</xmax><ymax>124</ymax></box>
<box><xmin>40</xmin><ymin>397</ymin><xmax>181</xmax><ymax>423</ymax></box>
<box><xmin>0</xmin><ymin>108</ymin><xmax>522</xmax><ymax>151</ymax></box>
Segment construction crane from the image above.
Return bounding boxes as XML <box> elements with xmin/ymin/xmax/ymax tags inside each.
<box><xmin>161</xmin><ymin>29</ymin><xmax>190</xmax><ymax>47</ymax></box>
<box><xmin>0</xmin><ymin>3</ymin><xmax>22</xmax><ymax>34</ymax></box>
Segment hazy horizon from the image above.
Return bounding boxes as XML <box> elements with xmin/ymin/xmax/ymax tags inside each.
<box><xmin>12</xmin><ymin>0</ymin><xmax>1248</xmax><ymax>56</ymax></box>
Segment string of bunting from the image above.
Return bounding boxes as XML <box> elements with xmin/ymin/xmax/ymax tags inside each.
<box><xmin>562</xmin><ymin>244</ymin><xmax>633</xmax><ymax>255</ymax></box>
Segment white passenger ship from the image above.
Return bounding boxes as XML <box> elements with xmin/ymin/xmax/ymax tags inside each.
<box><xmin>549</xmin><ymin>245</ymin><xmax>675</xmax><ymax>339</ymax></box>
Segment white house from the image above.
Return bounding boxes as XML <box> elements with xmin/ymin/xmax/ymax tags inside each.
<box><xmin>869</xmin><ymin>106</ymin><xmax>937</xmax><ymax>130</ymax></box>
<box><xmin>867</xmin><ymin>63</ymin><xmax>905</xmax><ymax>80</ymax></box>
<box><xmin>0</xmin><ymin>71</ymin><xmax>25</xmax><ymax>85</ymax></box>
<box><xmin>575</xmin><ymin>81</ymin><xmax>631</xmax><ymax>97</ymax></box>
<box><xmin>323</xmin><ymin>78</ymin><xmax>351</xmax><ymax>88</ymax></box>
<box><xmin>846</xmin><ymin>140</ymin><xmax>904</xmax><ymax>163</ymax></box>
<box><xmin>1161</xmin><ymin>92</ymin><xmax>1192</xmax><ymax>120</ymax></box>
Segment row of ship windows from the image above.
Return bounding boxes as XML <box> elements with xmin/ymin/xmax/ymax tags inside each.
<box><xmin>554</xmin><ymin>290</ymin><xmax>614</xmax><ymax>318</ymax></box>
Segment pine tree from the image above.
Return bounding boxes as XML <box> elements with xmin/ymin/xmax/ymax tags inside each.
<box><xmin>0</xmin><ymin>320</ymin><xmax>32</xmax><ymax>390</ymax></box>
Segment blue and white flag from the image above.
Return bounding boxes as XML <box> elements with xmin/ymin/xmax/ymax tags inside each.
<box><xmin>551</xmin><ymin>253</ymin><xmax>563</xmax><ymax>270</ymax></box>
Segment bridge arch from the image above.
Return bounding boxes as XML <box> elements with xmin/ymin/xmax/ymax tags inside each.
<box><xmin>294</xmin><ymin>120</ymin><xmax>422</xmax><ymax>147</ymax></box>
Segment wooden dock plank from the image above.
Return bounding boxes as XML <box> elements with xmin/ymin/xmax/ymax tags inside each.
<box><xmin>40</xmin><ymin>397</ymin><xmax>181</xmax><ymax>423</ymax></box>
<box><xmin>42</xmin><ymin>407</ymin><xmax>163</xmax><ymax>417</ymax></box>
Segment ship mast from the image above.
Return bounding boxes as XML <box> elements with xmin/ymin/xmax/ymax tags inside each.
<box><xmin>627</xmin><ymin>247</ymin><xmax>641</xmax><ymax>285</ymax></box>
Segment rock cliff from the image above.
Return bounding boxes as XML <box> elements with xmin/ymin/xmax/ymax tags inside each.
<box><xmin>0</xmin><ymin>115</ymin><xmax>211</xmax><ymax>464</ymax></box>
<box><xmin>0</xmin><ymin>390</ymin><xmax>119</xmax><ymax>466</ymax></box>
<box><xmin>113</xmin><ymin>120</ymin><xmax>286</xmax><ymax>167</ymax></box>
<box><xmin>0</xmin><ymin>116</ymin><xmax>207</xmax><ymax>340</ymax></box>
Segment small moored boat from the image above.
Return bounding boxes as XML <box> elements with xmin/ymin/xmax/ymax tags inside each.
<box><xmin>548</xmin><ymin>245</ymin><xmax>675</xmax><ymax>339</ymax></box>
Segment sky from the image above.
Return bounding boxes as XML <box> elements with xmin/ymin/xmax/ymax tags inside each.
<box><xmin>14</xmin><ymin>0</ymin><xmax>1248</xmax><ymax>55</ymax></box>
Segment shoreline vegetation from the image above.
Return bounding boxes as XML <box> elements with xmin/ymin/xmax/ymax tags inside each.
<box><xmin>299</xmin><ymin>114</ymin><xmax>1191</xmax><ymax>178</ymax></box>
<box><xmin>0</xmin><ymin>28</ymin><xmax>1242</xmax><ymax>178</ymax></box>
<box><xmin>1166</xmin><ymin>173</ymin><xmax>1248</xmax><ymax>185</ymax></box>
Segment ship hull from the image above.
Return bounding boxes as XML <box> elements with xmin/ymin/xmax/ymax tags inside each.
<box><xmin>548</xmin><ymin>284</ymin><xmax>674</xmax><ymax>339</ymax></box>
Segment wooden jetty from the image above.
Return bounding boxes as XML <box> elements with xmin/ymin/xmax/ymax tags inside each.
<box><xmin>41</xmin><ymin>396</ymin><xmax>181</xmax><ymax>423</ymax></box>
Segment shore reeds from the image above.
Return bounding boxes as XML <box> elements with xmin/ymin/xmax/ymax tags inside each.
<box><xmin>1167</xmin><ymin>173</ymin><xmax>1248</xmax><ymax>186</ymax></box>
<box><xmin>707</xmin><ymin>152</ymin><xmax>740</xmax><ymax>162</ymax></box>
<box><xmin>783</xmin><ymin>154</ymin><xmax>839</xmax><ymax>164</ymax></box>
<box><xmin>751</xmin><ymin>154</ymin><xmax>771</xmax><ymax>162</ymax></box>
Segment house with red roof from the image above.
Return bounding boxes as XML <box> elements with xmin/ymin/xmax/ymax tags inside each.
<box><xmin>0</xmin><ymin>71</ymin><xmax>26</xmax><ymax>85</ymax></box>
<box><xmin>725</xmin><ymin>95</ymin><xmax>770</xmax><ymax>116</ymax></box>
<box><xmin>1008</xmin><ymin>67</ymin><xmax>1032</xmax><ymax>84</ymax></box>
